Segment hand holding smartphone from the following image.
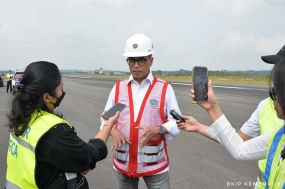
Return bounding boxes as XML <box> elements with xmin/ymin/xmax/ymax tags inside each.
<box><xmin>170</xmin><ymin>109</ymin><xmax>185</xmax><ymax>123</ymax></box>
<box><xmin>192</xmin><ymin>66</ymin><xmax>208</xmax><ymax>102</ymax></box>
<box><xmin>102</xmin><ymin>103</ymin><xmax>126</xmax><ymax>120</ymax></box>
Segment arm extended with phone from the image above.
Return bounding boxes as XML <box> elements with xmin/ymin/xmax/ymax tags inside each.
<box><xmin>170</xmin><ymin>109</ymin><xmax>185</xmax><ymax>123</ymax></box>
<box><xmin>102</xmin><ymin>103</ymin><xmax>126</xmax><ymax>120</ymax></box>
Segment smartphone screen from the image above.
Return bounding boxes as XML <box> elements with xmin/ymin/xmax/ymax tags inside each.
<box><xmin>102</xmin><ymin>103</ymin><xmax>126</xmax><ymax>120</ymax></box>
<box><xmin>192</xmin><ymin>66</ymin><xmax>208</xmax><ymax>101</ymax></box>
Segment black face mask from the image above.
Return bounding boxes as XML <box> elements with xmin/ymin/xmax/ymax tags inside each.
<box><xmin>50</xmin><ymin>91</ymin><xmax>66</xmax><ymax>108</ymax></box>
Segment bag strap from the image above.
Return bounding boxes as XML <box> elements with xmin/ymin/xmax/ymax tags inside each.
<box><xmin>47</xmin><ymin>174</ymin><xmax>65</xmax><ymax>189</ymax></box>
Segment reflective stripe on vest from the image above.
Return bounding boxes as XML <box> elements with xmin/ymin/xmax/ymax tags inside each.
<box><xmin>116</xmin><ymin>140</ymin><xmax>164</xmax><ymax>153</ymax></box>
<box><xmin>115</xmin><ymin>142</ymin><xmax>165</xmax><ymax>162</ymax></box>
<box><xmin>115</xmin><ymin>150</ymin><xmax>166</xmax><ymax>164</ymax></box>
<box><xmin>137</xmin><ymin>150</ymin><xmax>166</xmax><ymax>164</ymax></box>
<box><xmin>257</xmin><ymin>98</ymin><xmax>282</xmax><ymax>189</ymax></box>
<box><xmin>264</xmin><ymin>126</ymin><xmax>285</xmax><ymax>189</ymax></box>
<box><xmin>139</xmin><ymin>141</ymin><xmax>164</xmax><ymax>153</ymax></box>
<box><xmin>6</xmin><ymin>111</ymin><xmax>74</xmax><ymax>188</ymax></box>
<box><xmin>6</xmin><ymin>180</ymin><xmax>22</xmax><ymax>189</ymax></box>
<box><xmin>10</xmin><ymin>132</ymin><xmax>35</xmax><ymax>153</ymax></box>
<box><xmin>113</xmin><ymin>77</ymin><xmax>170</xmax><ymax>177</ymax></box>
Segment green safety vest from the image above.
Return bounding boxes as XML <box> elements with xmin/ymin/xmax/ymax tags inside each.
<box><xmin>6</xmin><ymin>111</ymin><xmax>72</xmax><ymax>188</ymax></box>
<box><xmin>6</xmin><ymin>73</ymin><xmax>13</xmax><ymax>81</ymax></box>
<box><xmin>263</xmin><ymin>125</ymin><xmax>285</xmax><ymax>189</ymax></box>
<box><xmin>257</xmin><ymin>98</ymin><xmax>282</xmax><ymax>189</ymax></box>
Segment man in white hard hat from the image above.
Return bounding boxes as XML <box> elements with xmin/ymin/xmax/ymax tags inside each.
<box><xmin>100</xmin><ymin>34</ymin><xmax>181</xmax><ymax>189</ymax></box>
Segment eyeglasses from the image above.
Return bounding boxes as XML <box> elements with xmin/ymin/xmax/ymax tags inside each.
<box><xmin>126</xmin><ymin>57</ymin><xmax>150</xmax><ymax>66</ymax></box>
<box><xmin>269</xmin><ymin>87</ymin><xmax>276</xmax><ymax>101</ymax></box>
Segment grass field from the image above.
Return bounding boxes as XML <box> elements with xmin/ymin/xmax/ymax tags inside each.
<box><xmin>63</xmin><ymin>74</ymin><xmax>271</xmax><ymax>85</ymax></box>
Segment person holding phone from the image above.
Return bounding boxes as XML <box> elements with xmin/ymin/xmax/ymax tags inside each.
<box><xmin>178</xmin><ymin>45</ymin><xmax>285</xmax><ymax>189</ymax></box>
<box><xmin>178</xmin><ymin>59</ymin><xmax>285</xmax><ymax>188</ymax></box>
<box><xmin>100</xmin><ymin>34</ymin><xmax>181</xmax><ymax>189</ymax></box>
<box><xmin>6</xmin><ymin>61</ymin><xmax>120</xmax><ymax>189</ymax></box>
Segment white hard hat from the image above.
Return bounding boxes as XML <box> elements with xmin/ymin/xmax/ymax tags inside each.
<box><xmin>123</xmin><ymin>34</ymin><xmax>154</xmax><ymax>57</ymax></box>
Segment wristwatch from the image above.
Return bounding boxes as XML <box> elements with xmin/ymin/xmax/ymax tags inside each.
<box><xmin>157</xmin><ymin>125</ymin><xmax>164</xmax><ymax>134</ymax></box>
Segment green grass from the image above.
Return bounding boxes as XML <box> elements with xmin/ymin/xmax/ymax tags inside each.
<box><xmin>63</xmin><ymin>74</ymin><xmax>270</xmax><ymax>85</ymax></box>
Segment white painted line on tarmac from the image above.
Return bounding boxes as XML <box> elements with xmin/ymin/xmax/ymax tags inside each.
<box><xmin>171</xmin><ymin>82</ymin><xmax>251</xmax><ymax>90</ymax></box>
<box><xmin>67</xmin><ymin>76</ymin><xmax>92</xmax><ymax>79</ymax></box>
<box><xmin>212</xmin><ymin>85</ymin><xmax>248</xmax><ymax>90</ymax></box>
<box><xmin>171</xmin><ymin>82</ymin><xmax>192</xmax><ymax>86</ymax></box>
<box><xmin>2</xmin><ymin>108</ymin><xmax>9</xmax><ymax>111</ymax></box>
<box><xmin>66</xmin><ymin>77</ymin><xmax>261</xmax><ymax>90</ymax></box>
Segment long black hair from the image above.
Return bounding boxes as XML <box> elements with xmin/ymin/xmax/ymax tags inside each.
<box><xmin>273</xmin><ymin>59</ymin><xmax>285</xmax><ymax>117</ymax></box>
<box><xmin>6</xmin><ymin>61</ymin><xmax>61</xmax><ymax>136</ymax></box>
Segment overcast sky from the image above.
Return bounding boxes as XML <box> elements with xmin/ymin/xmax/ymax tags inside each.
<box><xmin>0</xmin><ymin>0</ymin><xmax>284</xmax><ymax>72</ymax></box>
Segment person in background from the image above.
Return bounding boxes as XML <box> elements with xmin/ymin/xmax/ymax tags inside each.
<box><xmin>6</xmin><ymin>70</ymin><xmax>13</xmax><ymax>93</ymax></box>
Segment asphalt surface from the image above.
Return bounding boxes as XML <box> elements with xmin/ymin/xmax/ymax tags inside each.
<box><xmin>0</xmin><ymin>76</ymin><xmax>270</xmax><ymax>189</ymax></box>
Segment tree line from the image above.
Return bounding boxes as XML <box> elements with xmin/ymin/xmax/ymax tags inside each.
<box><xmin>151</xmin><ymin>70</ymin><xmax>271</xmax><ymax>78</ymax></box>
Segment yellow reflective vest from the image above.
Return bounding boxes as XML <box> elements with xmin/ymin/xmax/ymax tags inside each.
<box><xmin>263</xmin><ymin>125</ymin><xmax>285</xmax><ymax>189</ymax></box>
<box><xmin>257</xmin><ymin>98</ymin><xmax>282</xmax><ymax>189</ymax></box>
<box><xmin>6</xmin><ymin>73</ymin><xmax>13</xmax><ymax>81</ymax></box>
<box><xmin>6</xmin><ymin>111</ymin><xmax>72</xmax><ymax>188</ymax></box>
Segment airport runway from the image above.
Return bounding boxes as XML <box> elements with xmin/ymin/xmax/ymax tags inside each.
<box><xmin>0</xmin><ymin>76</ymin><xmax>270</xmax><ymax>189</ymax></box>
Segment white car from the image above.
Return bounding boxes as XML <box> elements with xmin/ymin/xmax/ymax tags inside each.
<box><xmin>12</xmin><ymin>69</ymin><xmax>24</xmax><ymax>95</ymax></box>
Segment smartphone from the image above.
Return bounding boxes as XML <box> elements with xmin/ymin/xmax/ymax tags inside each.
<box><xmin>102</xmin><ymin>103</ymin><xmax>126</xmax><ymax>120</ymax></box>
<box><xmin>170</xmin><ymin>109</ymin><xmax>185</xmax><ymax>123</ymax></box>
<box><xmin>192</xmin><ymin>66</ymin><xmax>208</xmax><ymax>102</ymax></box>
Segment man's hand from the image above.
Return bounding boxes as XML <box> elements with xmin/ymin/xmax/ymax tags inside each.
<box><xmin>135</xmin><ymin>126</ymin><xmax>159</xmax><ymax>147</ymax></box>
<box><xmin>111</xmin><ymin>128</ymin><xmax>132</xmax><ymax>151</ymax></box>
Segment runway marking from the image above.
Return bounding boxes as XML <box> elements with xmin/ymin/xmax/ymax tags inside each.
<box><xmin>65</xmin><ymin>77</ymin><xmax>264</xmax><ymax>90</ymax></box>
<box><xmin>170</xmin><ymin>82</ymin><xmax>192</xmax><ymax>86</ymax></box>
<box><xmin>171</xmin><ymin>82</ymin><xmax>252</xmax><ymax>90</ymax></box>
<box><xmin>67</xmin><ymin>76</ymin><xmax>92</xmax><ymax>79</ymax></box>
<box><xmin>212</xmin><ymin>85</ymin><xmax>248</xmax><ymax>90</ymax></box>
<box><xmin>2</xmin><ymin>108</ymin><xmax>9</xmax><ymax>110</ymax></box>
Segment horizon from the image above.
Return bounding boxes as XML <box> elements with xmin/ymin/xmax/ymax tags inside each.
<box><xmin>0</xmin><ymin>68</ymin><xmax>272</xmax><ymax>73</ymax></box>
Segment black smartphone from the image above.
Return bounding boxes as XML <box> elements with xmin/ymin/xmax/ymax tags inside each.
<box><xmin>192</xmin><ymin>66</ymin><xmax>208</xmax><ymax>102</ymax></box>
<box><xmin>170</xmin><ymin>109</ymin><xmax>185</xmax><ymax>123</ymax></box>
<box><xmin>102</xmin><ymin>103</ymin><xmax>126</xmax><ymax>120</ymax></box>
